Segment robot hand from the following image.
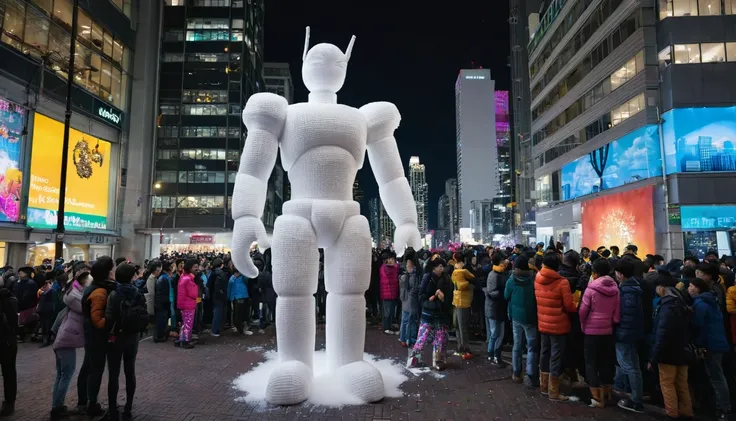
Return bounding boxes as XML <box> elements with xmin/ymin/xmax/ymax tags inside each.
<box><xmin>232</xmin><ymin>216</ymin><xmax>271</xmax><ymax>278</ymax></box>
<box><xmin>394</xmin><ymin>223</ymin><xmax>421</xmax><ymax>258</ymax></box>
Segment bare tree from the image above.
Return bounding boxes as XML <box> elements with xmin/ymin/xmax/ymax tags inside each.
<box><xmin>589</xmin><ymin>144</ymin><xmax>611</xmax><ymax>191</ymax></box>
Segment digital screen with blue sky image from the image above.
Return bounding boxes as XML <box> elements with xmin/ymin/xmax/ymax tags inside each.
<box><xmin>681</xmin><ymin>205</ymin><xmax>736</xmax><ymax>231</ymax></box>
<box><xmin>662</xmin><ymin>106</ymin><xmax>736</xmax><ymax>175</ymax></box>
<box><xmin>561</xmin><ymin>125</ymin><xmax>662</xmax><ymax>201</ymax></box>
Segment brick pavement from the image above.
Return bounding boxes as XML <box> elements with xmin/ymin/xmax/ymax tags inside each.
<box><xmin>2</xmin><ymin>325</ymin><xmax>665</xmax><ymax>421</ymax></box>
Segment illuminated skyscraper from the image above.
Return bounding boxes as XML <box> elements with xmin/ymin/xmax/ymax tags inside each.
<box><xmin>408</xmin><ymin>156</ymin><xmax>429</xmax><ymax>234</ymax></box>
<box><xmin>445</xmin><ymin>178</ymin><xmax>459</xmax><ymax>240</ymax></box>
<box><xmin>455</xmin><ymin>68</ymin><xmax>498</xmax><ymax>229</ymax></box>
<box><xmin>368</xmin><ymin>197</ymin><xmax>380</xmax><ymax>243</ymax></box>
<box><xmin>379</xmin><ymin>202</ymin><xmax>395</xmax><ymax>248</ymax></box>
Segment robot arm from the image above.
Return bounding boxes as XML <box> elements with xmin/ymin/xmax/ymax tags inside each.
<box><xmin>360</xmin><ymin>101</ymin><xmax>421</xmax><ymax>256</ymax></box>
<box><xmin>231</xmin><ymin>93</ymin><xmax>288</xmax><ymax>277</ymax></box>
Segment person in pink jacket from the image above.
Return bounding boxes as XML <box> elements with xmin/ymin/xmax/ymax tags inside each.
<box><xmin>176</xmin><ymin>260</ymin><xmax>200</xmax><ymax>349</ymax></box>
<box><xmin>579</xmin><ymin>258</ymin><xmax>621</xmax><ymax>407</ymax></box>
<box><xmin>379</xmin><ymin>250</ymin><xmax>400</xmax><ymax>335</ymax></box>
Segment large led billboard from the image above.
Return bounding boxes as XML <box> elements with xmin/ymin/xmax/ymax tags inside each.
<box><xmin>0</xmin><ymin>98</ymin><xmax>25</xmax><ymax>223</ymax></box>
<box><xmin>561</xmin><ymin>125</ymin><xmax>661</xmax><ymax>201</ymax></box>
<box><xmin>28</xmin><ymin>114</ymin><xmax>111</xmax><ymax>230</ymax></box>
<box><xmin>662</xmin><ymin>106</ymin><xmax>736</xmax><ymax>174</ymax></box>
<box><xmin>582</xmin><ymin>185</ymin><xmax>656</xmax><ymax>257</ymax></box>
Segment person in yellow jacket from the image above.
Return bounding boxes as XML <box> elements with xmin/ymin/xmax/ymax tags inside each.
<box><xmin>452</xmin><ymin>260</ymin><xmax>475</xmax><ymax>357</ymax></box>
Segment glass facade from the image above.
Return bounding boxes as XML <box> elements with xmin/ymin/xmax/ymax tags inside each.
<box><xmin>0</xmin><ymin>0</ymin><xmax>132</xmax><ymax>110</ymax></box>
<box><xmin>154</xmin><ymin>0</ymin><xmax>265</xmax><ymax>230</ymax></box>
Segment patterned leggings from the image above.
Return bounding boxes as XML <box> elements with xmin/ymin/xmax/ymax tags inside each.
<box><xmin>412</xmin><ymin>322</ymin><xmax>449</xmax><ymax>357</ymax></box>
<box><xmin>179</xmin><ymin>309</ymin><xmax>195</xmax><ymax>342</ymax></box>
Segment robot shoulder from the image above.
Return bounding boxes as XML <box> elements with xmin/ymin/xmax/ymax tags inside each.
<box><xmin>359</xmin><ymin>102</ymin><xmax>401</xmax><ymax>142</ymax></box>
<box><xmin>242</xmin><ymin>93</ymin><xmax>289</xmax><ymax>132</ymax></box>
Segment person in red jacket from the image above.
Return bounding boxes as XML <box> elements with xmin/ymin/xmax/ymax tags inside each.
<box><xmin>176</xmin><ymin>260</ymin><xmax>200</xmax><ymax>349</ymax></box>
<box><xmin>380</xmin><ymin>250</ymin><xmax>400</xmax><ymax>335</ymax></box>
<box><xmin>534</xmin><ymin>252</ymin><xmax>577</xmax><ymax>402</ymax></box>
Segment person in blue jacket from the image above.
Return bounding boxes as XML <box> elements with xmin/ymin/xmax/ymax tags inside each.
<box><xmin>612</xmin><ymin>259</ymin><xmax>645</xmax><ymax>413</ymax></box>
<box><xmin>227</xmin><ymin>269</ymin><xmax>252</xmax><ymax>335</ymax></box>
<box><xmin>689</xmin><ymin>277</ymin><xmax>732</xmax><ymax>419</ymax></box>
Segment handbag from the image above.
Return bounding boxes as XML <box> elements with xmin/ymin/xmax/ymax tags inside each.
<box><xmin>18</xmin><ymin>307</ymin><xmax>39</xmax><ymax>326</ymax></box>
<box><xmin>51</xmin><ymin>307</ymin><xmax>70</xmax><ymax>334</ymax></box>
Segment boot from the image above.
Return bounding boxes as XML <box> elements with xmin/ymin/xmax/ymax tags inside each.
<box><xmin>589</xmin><ymin>387</ymin><xmax>605</xmax><ymax>408</ymax></box>
<box><xmin>0</xmin><ymin>401</ymin><xmax>15</xmax><ymax>416</ymax></box>
<box><xmin>602</xmin><ymin>384</ymin><xmax>613</xmax><ymax>404</ymax></box>
<box><xmin>406</xmin><ymin>350</ymin><xmax>423</xmax><ymax>368</ymax></box>
<box><xmin>540</xmin><ymin>372</ymin><xmax>550</xmax><ymax>395</ymax></box>
<box><xmin>182</xmin><ymin>341</ymin><xmax>195</xmax><ymax>349</ymax></box>
<box><xmin>548</xmin><ymin>376</ymin><xmax>569</xmax><ymax>402</ymax></box>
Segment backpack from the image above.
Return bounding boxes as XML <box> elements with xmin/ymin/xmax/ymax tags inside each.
<box><xmin>117</xmin><ymin>293</ymin><xmax>149</xmax><ymax>334</ymax></box>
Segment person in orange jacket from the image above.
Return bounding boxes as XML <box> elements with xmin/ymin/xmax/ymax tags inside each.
<box><xmin>534</xmin><ymin>252</ymin><xmax>577</xmax><ymax>402</ymax></box>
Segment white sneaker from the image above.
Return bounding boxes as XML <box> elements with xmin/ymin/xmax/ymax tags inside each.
<box><xmin>210</xmin><ymin>333</ymin><xmax>220</xmax><ymax>337</ymax></box>
<box><xmin>231</xmin><ymin>327</ymin><xmax>238</xmax><ymax>332</ymax></box>
<box><xmin>243</xmin><ymin>330</ymin><xmax>253</xmax><ymax>336</ymax></box>
<box><xmin>258</xmin><ymin>329</ymin><xmax>265</xmax><ymax>334</ymax></box>
<box><xmin>384</xmin><ymin>329</ymin><xmax>394</xmax><ymax>335</ymax></box>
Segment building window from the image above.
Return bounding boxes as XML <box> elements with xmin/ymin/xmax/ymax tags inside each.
<box><xmin>155</xmin><ymin>171</ymin><xmax>178</xmax><ymax>182</ymax></box>
<box><xmin>160</xmin><ymin>104</ymin><xmax>180</xmax><ymax>115</ymax></box>
<box><xmin>610</xmin><ymin>51</ymin><xmax>644</xmax><ymax>90</ymax></box>
<box><xmin>660</xmin><ymin>0</ymin><xmax>698</xmax><ymax>18</ymax></box>
<box><xmin>674</xmin><ymin>44</ymin><xmax>701</xmax><ymax>63</ymax></box>
<box><xmin>163</xmin><ymin>53</ymin><xmax>184</xmax><ymax>62</ymax></box>
<box><xmin>31</xmin><ymin>0</ymin><xmax>53</xmax><ymax>12</ymax></box>
<box><xmin>658</xmin><ymin>46</ymin><xmax>672</xmax><ymax>69</ymax></box>
<box><xmin>53</xmin><ymin>0</ymin><xmax>74</xmax><ymax>28</ymax></box>
<box><xmin>188</xmin><ymin>0</ymin><xmax>231</xmax><ymax>6</ymax></box>
<box><xmin>181</xmin><ymin>104</ymin><xmax>228</xmax><ymax>116</ymax></box>
<box><xmin>701</xmin><ymin>42</ymin><xmax>726</xmax><ymax>62</ymax></box>
<box><xmin>1</xmin><ymin>1</ymin><xmax>26</xmax><ymax>50</ymax></box>
<box><xmin>699</xmin><ymin>0</ymin><xmax>721</xmax><ymax>15</ymax></box>
<box><xmin>727</xmin><ymin>42</ymin><xmax>736</xmax><ymax>61</ymax></box>
<box><xmin>163</xmin><ymin>30</ymin><xmax>184</xmax><ymax>42</ymax></box>
<box><xmin>177</xmin><ymin>171</ymin><xmax>228</xmax><ymax>183</ymax></box>
<box><xmin>158</xmin><ymin>126</ymin><xmax>179</xmax><ymax>137</ymax></box>
<box><xmin>726</xmin><ymin>0</ymin><xmax>736</xmax><ymax>14</ymax></box>
<box><xmin>186</xmin><ymin>18</ymin><xmax>229</xmax><ymax>29</ymax></box>
<box><xmin>611</xmin><ymin>93</ymin><xmax>645</xmax><ymax>126</ymax></box>
<box><xmin>178</xmin><ymin>149</ymin><xmax>227</xmax><ymax>160</ymax></box>
<box><xmin>186</xmin><ymin>30</ymin><xmax>230</xmax><ymax>41</ymax></box>
<box><xmin>182</xmin><ymin>90</ymin><xmax>228</xmax><ymax>103</ymax></box>
<box><xmin>156</xmin><ymin>149</ymin><xmax>179</xmax><ymax>160</ymax></box>
<box><xmin>165</xmin><ymin>0</ymin><xmax>185</xmax><ymax>5</ymax></box>
<box><xmin>187</xmin><ymin>52</ymin><xmax>227</xmax><ymax>62</ymax></box>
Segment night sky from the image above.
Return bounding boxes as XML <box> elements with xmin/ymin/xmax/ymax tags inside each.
<box><xmin>264</xmin><ymin>1</ymin><xmax>511</xmax><ymax>229</ymax></box>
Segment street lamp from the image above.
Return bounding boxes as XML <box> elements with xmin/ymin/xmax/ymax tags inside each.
<box><xmin>154</xmin><ymin>182</ymin><xmax>161</xmax><ymax>189</ymax></box>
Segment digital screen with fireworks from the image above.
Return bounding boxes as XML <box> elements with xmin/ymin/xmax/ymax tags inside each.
<box><xmin>495</xmin><ymin>91</ymin><xmax>510</xmax><ymax>147</ymax></box>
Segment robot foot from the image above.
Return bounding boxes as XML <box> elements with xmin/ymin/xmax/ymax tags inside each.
<box><xmin>265</xmin><ymin>360</ymin><xmax>313</xmax><ymax>405</ymax></box>
<box><xmin>335</xmin><ymin>360</ymin><xmax>385</xmax><ymax>403</ymax></box>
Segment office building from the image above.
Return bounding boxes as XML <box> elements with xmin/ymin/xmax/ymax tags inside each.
<box><xmin>263</xmin><ymin>62</ymin><xmax>294</xmax><ymax>104</ymax></box>
<box><xmin>379</xmin><ymin>201</ymin><xmax>395</xmax><ymax>248</ymax></box>
<box><xmin>455</xmin><ymin>68</ymin><xmax>498</xmax><ymax>230</ymax></box>
<box><xmin>445</xmin><ymin>178</ymin><xmax>459</xmax><ymax>240</ymax></box>
<box><xmin>494</xmin><ymin>91</ymin><xmax>512</xmax><ymax>236</ymax></box>
<box><xmin>529</xmin><ymin>0</ymin><xmax>736</xmax><ymax>258</ymax></box>
<box><xmin>150</xmin><ymin>0</ymin><xmax>267</xmax><ymax>254</ymax></box>
<box><xmin>509</xmin><ymin>0</ymin><xmax>543</xmax><ymax>242</ymax></box>
<box><xmin>408</xmin><ymin>156</ymin><xmax>428</xmax><ymax>234</ymax></box>
<box><xmin>353</xmin><ymin>179</ymin><xmax>365</xmax><ymax>207</ymax></box>
<box><xmin>0</xmin><ymin>0</ymin><xmax>159</xmax><ymax>264</ymax></box>
<box><xmin>368</xmin><ymin>197</ymin><xmax>380</xmax><ymax>244</ymax></box>
<box><xmin>438</xmin><ymin>194</ymin><xmax>450</xmax><ymax>230</ymax></box>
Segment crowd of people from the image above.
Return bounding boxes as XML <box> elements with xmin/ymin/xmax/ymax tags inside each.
<box><xmin>389</xmin><ymin>243</ymin><xmax>736</xmax><ymax>420</ymax></box>
<box><xmin>0</xmin><ymin>242</ymin><xmax>733</xmax><ymax>420</ymax></box>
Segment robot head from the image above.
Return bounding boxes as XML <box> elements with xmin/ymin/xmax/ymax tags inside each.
<box><xmin>301</xmin><ymin>26</ymin><xmax>355</xmax><ymax>95</ymax></box>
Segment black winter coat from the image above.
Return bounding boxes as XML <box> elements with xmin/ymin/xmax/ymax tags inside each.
<box><xmin>10</xmin><ymin>277</ymin><xmax>37</xmax><ymax>311</ymax></box>
<box><xmin>211</xmin><ymin>268</ymin><xmax>228</xmax><ymax>304</ymax></box>
<box><xmin>0</xmin><ymin>288</ymin><xmax>18</xmax><ymax>347</ymax></box>
<box><xmin>650</xmin><ymin>287</ymin><xmax>694</xmax><ymax>366</ymax></box>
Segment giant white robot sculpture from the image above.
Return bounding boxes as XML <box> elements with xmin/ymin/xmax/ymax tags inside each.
<box><xmin>230</xmin><ymin>27</ymin><xmax>422</xmax><ymax>405</ymax></box>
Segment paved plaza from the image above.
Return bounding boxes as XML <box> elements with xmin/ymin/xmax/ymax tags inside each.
<box><xmin>3</xmin><ymin>326</ymin><xmax>668</xmax><ymax>421</ymax></box>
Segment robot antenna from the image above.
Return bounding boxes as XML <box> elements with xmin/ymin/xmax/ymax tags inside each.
<box><xmin>345</xmin><ymin>35</ymin><xmax>356</xmax><ymax>61</ymax></box>
<box><xmin>302</xmin><ymin>26</ymin><xmax>310</xmax><ymax>61</ymax></box>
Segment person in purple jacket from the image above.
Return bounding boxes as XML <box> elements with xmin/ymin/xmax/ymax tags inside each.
<box><xmin>50</xmin><ymin>271</ymin><xmax>92</xmax><ymax>420</ymax></box>
<box><xmin>579</xmin><ymin>258</ymin><xmax>620</xmax><ymax>408</ymax></box>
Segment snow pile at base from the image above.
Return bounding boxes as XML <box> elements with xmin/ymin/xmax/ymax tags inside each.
<box><xmin>233</xmin><ymin>350</ymin><xmax>408</xmax><ymax>407</ymax></box>
<box><xmin>406</xmin><ymin>366</ymin><xmax>446</xmax><ymax>379</ymax></box>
